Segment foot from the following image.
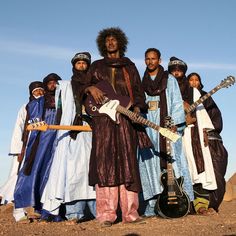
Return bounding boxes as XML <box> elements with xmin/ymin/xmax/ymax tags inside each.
<box><xmin>77</xmin><ymin>217</ymin><xmax>88</xmax><ymax>223</ymax></box>
<box><xmin>125</xmin><ymin>217</ymin><xmax>146</xmax><ymax>224</ymax></box>
<box><xmin>100</xmin><ymin>221</ymin><xmax>112</xmax><ymax>228</ymax></box>
<box><xmin>65</xmin><ymin>219</ymin><xmax>77</xmax><ymax>225</ymax></box>
<box><xmin>196</xmin><ymin>207</ymin><xmax>208</xmax><ymax>216</ymax></box>
<box><xmin>207</xmin><ymin>208</ymin><xmax>217</xmax><ymax>215</ymax></box>
<box><xmin>17</xmin><ymin>216</ymin><xmax>33</xmax><ymax>224</ymax></box>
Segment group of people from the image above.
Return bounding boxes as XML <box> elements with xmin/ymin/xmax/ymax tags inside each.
<box><xmin>0</xmin><ymin>27</ymin><xmax>228</xmax><ymax>227</ymax></box>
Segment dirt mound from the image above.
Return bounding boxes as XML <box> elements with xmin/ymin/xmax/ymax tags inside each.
<box><xmin>224</xmin><ymin>173</ymin><xmax>236</xmax><ymax>201</ymax></box>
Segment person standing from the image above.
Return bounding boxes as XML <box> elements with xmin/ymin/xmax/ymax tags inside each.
<box><xmin>186</xmin><ymin>72</ymin><xmax>228</xmax><ymax>214</ymax></box>
<box><xmin>41</xmin><ymin>52</ymin><xmax>96</xmax><ymax>223</ymax></box>
<box><xmin>85</xmin><ymin>27</ymin><xmax>150</xmax><ymax>227</ymax></box>
<box><xmin>0</xmin><ymin>81</ymin><xmax>44</xmax><ymax>222</ymax></box>
<box><xmin>14</xmin><ymin>74</ymin><xmax>62</xmax><ymax>216</ymax></box>
<box><xmin>139</xmin><ymin>48</ymin><xmax>194</xmax><ymax>217</ymax></box>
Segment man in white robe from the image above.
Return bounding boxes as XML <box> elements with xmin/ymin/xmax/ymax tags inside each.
<box><xmin>0</xmin><ymin>82</ymin><xmax>44</xmax><ymax>221</ymax></box>
<box><xmin>41</xmin><ymin>52</ymin><xmax>96</xmax><ymax>223</ymax></box>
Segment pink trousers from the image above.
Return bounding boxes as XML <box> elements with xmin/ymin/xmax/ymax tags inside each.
<box><xmin>96</xmin><ymin>184</ymin><xmax>140</xmax><ymax>223</ymax></box>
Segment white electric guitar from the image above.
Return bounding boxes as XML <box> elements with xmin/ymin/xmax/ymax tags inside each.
<box><xmin>85</xmin><ymin>80</ymin><xmax>181</xmax><ymax>143</ymax></box>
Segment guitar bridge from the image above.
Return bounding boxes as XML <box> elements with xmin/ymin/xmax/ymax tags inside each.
<box><xmin>168</xmin><ymin>196</ymin><xmax>178</xmax><ymax>205</ymax></box>
<box><xmin>168</xmin><ymin>201</ymin><xmax>178</xmax><ymax>205</ymax></box>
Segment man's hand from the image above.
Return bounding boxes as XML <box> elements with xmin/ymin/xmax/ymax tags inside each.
<box><xmin>132</xmin><ymin>106</ymin><xmax>141</xmax><ymax>123</ymax></box>
<box><xmin>17</xmin><ymin>153</ymin><xmax>24</xmax><ymax>163</ymax></box>
<box><xmin>86</xmin><ymin>86</ymin><xmax>106</xmax><ymax>104</ymax></box>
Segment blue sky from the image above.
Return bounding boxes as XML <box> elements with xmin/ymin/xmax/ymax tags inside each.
<box><xmin>0</xmin><ymin>1</ymin><xmax>236</xmax><ymax>185</ymax></box>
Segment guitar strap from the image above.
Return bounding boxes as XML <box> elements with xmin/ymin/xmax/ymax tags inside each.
<box><xmin>122</xmin><ymin>67</ymin><xmax>134</xmax><ymax>104</ymax></box>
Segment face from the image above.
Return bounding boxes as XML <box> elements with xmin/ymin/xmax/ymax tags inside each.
<box><xmin>46</xmin><ymin>80</ymin><xmax>57</xmax><ymax>91</ymax></box>
<box><xmin>32</xmin><ymin>88</ymin><xmax>44</xmax><ymax>98</ymax></box>
<box><xmin>171</xmin><ymin>68</ymin><xmax>184</xmax><ymax>79</ymax></box>
<box><xmin>74</xmin><ymin>60</ymin><xmax>88</xmax><ymax>71</ymax></box>
<box><xmin>188</xmin><ymin>75</ymin><xmax>201</xmax><ymax>89</ymax></box>
<box><xmin>105</xmin><ymin>35</ymin><xmax>119</xmax><ymax>54</ymax></box>
<box><xmin>145</xmin><ymin>51</ymin><xmax>161</xmax><ymax>73</ymax></box>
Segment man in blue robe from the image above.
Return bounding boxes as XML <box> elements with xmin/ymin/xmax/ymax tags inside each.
<box><xmin>14</xmin><ymin>74</ymin><xmax>62</xmax><ymax>217</ymax></box>
<box><xmin>139</xmin><ymin>48</ymin><xmax>194</xmax><ymax>217</ymax></box>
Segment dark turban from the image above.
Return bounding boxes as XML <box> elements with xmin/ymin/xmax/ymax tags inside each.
<box><xmin>168</xmin><ymin>56</ymin><xmax>188</xmax><ymax>74</ymax></box>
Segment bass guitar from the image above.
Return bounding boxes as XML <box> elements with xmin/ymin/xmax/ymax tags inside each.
<box><xmin>85</xmin><ymin>80</ymin><xmax>180</xmax><ymax>143</ymax></box>
<box><xmin>27</xmin><ymin>120</ymin><xmax>92</xmax><ymax>132</ymax></box>
<box><xmin>155</xmin><ymin>116</ymin><xmax>190</xmax><ymax>218</ymax></box>
<box><xmin>185</xmin><ymin>75</ymin><xmax>235</xmax><ymax>124</ymax></box>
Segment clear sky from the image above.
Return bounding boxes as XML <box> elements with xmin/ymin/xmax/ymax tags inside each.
<box><xmin>0</xmin><ymin>0</ymin><xmax>236</xmax><ymax>185</ymax></box>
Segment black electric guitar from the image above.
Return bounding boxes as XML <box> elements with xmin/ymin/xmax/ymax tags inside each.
<box><xmin>85</xmin><ymin>80</ymin><xmax>180</xmax><ymax>143</ymax></box>
<box><xmin>154</xmin><ymin>116</ymin><xmax>190</xmax><ymax>218</ymax></box>
<box><xmin>185</xmin><ymin>75</ymin><xmax>235</xmax><ymax>124</ymax></box>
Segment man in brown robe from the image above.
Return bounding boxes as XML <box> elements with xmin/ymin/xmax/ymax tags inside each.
<box><xmin>85</xmin><ymin>27</ymin><xmax>149</xmax><ymax>227</ymax></box>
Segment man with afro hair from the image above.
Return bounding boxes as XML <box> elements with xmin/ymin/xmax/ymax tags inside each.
<box><xmin>85</xmin><ymin>27</ymin><xmax>150</xmax><ymax>227</ymax></box>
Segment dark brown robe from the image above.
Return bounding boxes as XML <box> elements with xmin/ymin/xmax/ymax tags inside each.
<box><xmin>86</xmin><ymin>57</ymin><xmax>150</xmax><ymax>192</ymax></box>
<box><xmin>202</xmin><ymin>92</ymin><xmax>228</xmax><ymax>211</ymax></box>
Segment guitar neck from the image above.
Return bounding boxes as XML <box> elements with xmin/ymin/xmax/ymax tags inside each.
<box><xmin>46</xmin><ymin>125</ymin><xmax>92</xmax><ymax>131</ymax></box>
<box><xmin>185</xmin><ymin>85</ymin><xmax>221</xmax><ymax>113</ymax></box>
<box><xmin>167</xmin><ymin>163</ymin><xmax>175</xmax><ymax>188</ymax></box>
<box><xmin>116</xmin><ymin>105</ymin><xmax>160</xmax><ymax>131</ymax></box>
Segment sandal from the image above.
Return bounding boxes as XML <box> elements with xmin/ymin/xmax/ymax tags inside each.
<box><xmin>100</xmin><ymin>221</ymin><xmax>112</xmax><ymax>228</ymax></box>
<box><xmin>196</xmin><ymin>207</ymin><xmax>208</xmax><ymax>216</ymax></box>
<box><xmin>17</xmin><ymin>216</ymin><xmax>33</xmax><ymax>224</ymax></box>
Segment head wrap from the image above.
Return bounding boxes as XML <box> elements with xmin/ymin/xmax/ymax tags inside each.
<box><xmin>43</xmin><ymin>73</ymin><xmax>62</xmax><ymax>87</ymax></box>
<box><xmin>71</xmin><ymin>52</ymin><xmax>91</xmax><ymax>66</ymax></box>
<box><xmin>96</xmin><ymin>27</ymin><xmax>128</xmax><ymax>57</ymax></box>
<box><xmin>29</xmin><ymin>81</ymin><xmax>44</xmax><ymax>94</ymax></box>
<box><xmin>28</xmin><ymin>81</ymin><xmax>44</xmax><ymax>101</ymax></box>
<box><xmin>168</xmin><ymin>56</ymin><xmax>188</xmax><ymax>74</ymax></box>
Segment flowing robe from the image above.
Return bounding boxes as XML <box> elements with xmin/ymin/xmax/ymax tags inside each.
<box><xmin>41</xmin><ymin>81</ymin><xmax>95</xmax><ymax>215</ymax></box>
<box><xmin>0</xmin><ymin>105</ymin><xmax>26</xmax><ymax>203</ymax></box>
<box><xmin>87</xmin><ymin>58</ymin><xmax>149</xmax><ymax>193</ymax></box>
<box><xmin>139</xmin><ymin>75</ymin><xmax>194</xmax><ymax>201</ymax></box>
<box><xmin>14</xmin><ymin>97</ymin><xmax>57</xmax><ymax>209</ymax></box>
<box><xmin>183</xmin><ymin>88</ymin><xmax>217</xmax><ymax>190</ymax></box>
<box><xmin>190</xmin><ymin>89</ymin><xmax>227</xmax><ymax>210</ymax></box>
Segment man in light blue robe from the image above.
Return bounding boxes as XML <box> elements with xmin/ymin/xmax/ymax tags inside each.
<box><xmin>139</xmin><ymin>48</ymin><xmax>194</xmax><ymax>217</ymax></box>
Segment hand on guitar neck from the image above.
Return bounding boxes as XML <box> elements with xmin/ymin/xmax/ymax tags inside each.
<box><xmin>183</xmin><ymin>75</ymin><xmax>235</xmax><ymax>125</ymax></box>
<box><xmin>184</xmin><ymin>101</ymin><xmax>196</xmax><ymax>125</ymax></box>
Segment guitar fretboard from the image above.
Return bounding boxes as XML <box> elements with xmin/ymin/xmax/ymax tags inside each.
<box><xmin>116</xmin><ymin>105</ymin><xmax>160</xmax><ymax>131</ymax></box>
<box><xmin>185</xmin><ymin>85</ymin><xmax>221</xmax><ymax>113</ymax></box>
<box><xmin>167</xmin><ymin>162</ymin><xmax>178</xmax><ymax>198</ymax></box>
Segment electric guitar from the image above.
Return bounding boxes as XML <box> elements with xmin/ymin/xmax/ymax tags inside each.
<box><xmin>185</xmin><ymin>75</ymin><xmax>235</xmax><ymax>124</ymax></box>
<box><xmin>27</xmin><ymin>120</ymin><xmax>92</xmax><ymax>132</ymax></box>
<box><xmin>85</xmin><ymin>80</ymin><xmax>180</xmax><ymax>143</ymax></box>
<box><xmin>155</xmin><ymin>116</ymin><xmax>190</xmax><ymax>218</ymax></box>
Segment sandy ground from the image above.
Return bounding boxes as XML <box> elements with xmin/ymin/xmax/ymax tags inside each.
<box><xmin>0</xmin><ymin>200</ymin><xmax>236</xmax><ymax>236</ymax></box>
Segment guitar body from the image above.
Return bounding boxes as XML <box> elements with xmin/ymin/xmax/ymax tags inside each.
<box><xmin>155</xmin><ymin>172</ymin><xmax>190</xmax><ymax>218</ymax></box>
<box><xmin>85</xmin><ymin>80</ymin><xmax>131</xmax><ymax>119</ymax></box>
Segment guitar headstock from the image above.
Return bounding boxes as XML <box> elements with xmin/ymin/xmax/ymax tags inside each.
<box><xmin>27</xmin><ymin>119</ymin><xmax>48</xmax><ymax>131</ymax></box>
<box><xmin>220</xmin><ymin>76</ymin><xmax>235</xmax><ymax>88</ymax></box>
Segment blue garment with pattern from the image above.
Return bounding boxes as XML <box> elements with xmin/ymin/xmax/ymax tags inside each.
<box><xmin>14</xmin><ymin>96</ymin><xmax>57</xmax><ymax>209</ymax></box>
<box><xmin>138</xmin><ymin>75</ymin><xmax>194</xmax><ymax>207</ymax></box>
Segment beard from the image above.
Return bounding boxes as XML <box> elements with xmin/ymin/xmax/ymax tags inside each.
<box><xmin>147</xmin><ymin>66</ymin><xmax>158</xmax><ymax>73</ymax></box>
<box><xmin>107</xmin><ymin>48</ymin><xmax>119</xmax><ymax>55</ymax></box>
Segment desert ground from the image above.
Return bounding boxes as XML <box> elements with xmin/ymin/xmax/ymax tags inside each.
<box><xmin>0</xmin><ymin>200</ymin><xmax>235</xmax><ymax>236</ymax></box>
